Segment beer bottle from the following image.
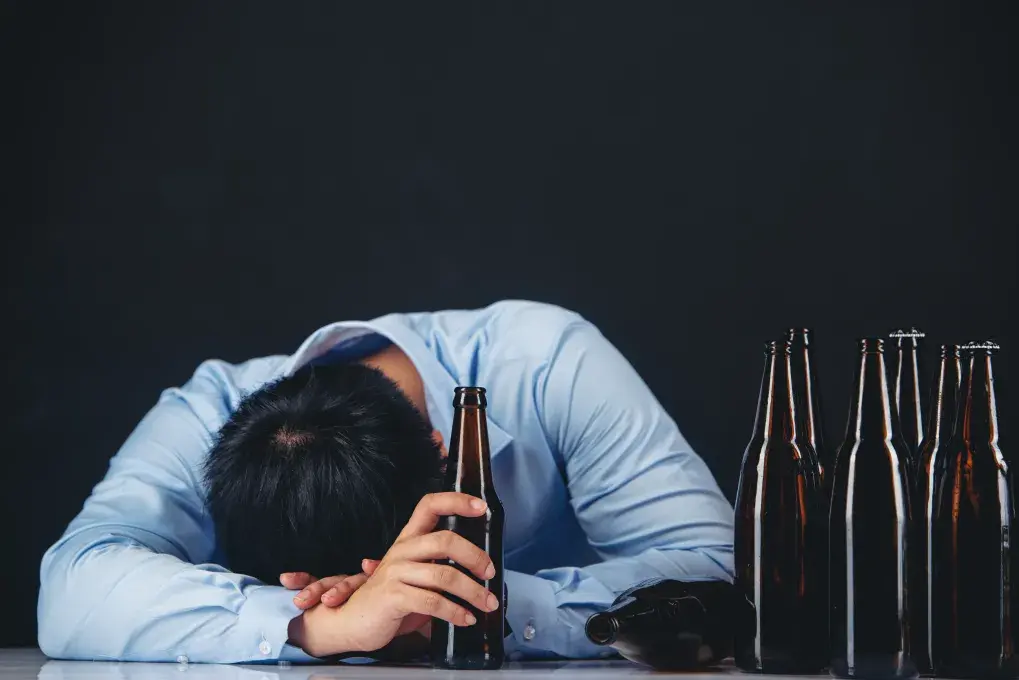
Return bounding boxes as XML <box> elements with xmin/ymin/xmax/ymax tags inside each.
<box><xmin>734</xmin><ymin>341</ymin><xmax>827</xmax><ymax>673</ymax></box>
<box><xmin>914</xmin><ymin>344</ymin><xmax>964</xmax><ymax>675</ymax></box>
<box><xmin>430</xmin><ymin>387</ymin><xmax>506</xmax><ymax>670</ymax></box>
<box><xmin>829</xmin><ymin>338</ymin><xmax>917</xmax><ymax>679</ymax></box>
<box><xmin>788</xmin><ymin>328</ymin><xmax>829</xmax><ymax>489</ymax></box>
<box><xmin>931</xmin><ymin>342</ymin><xmax>1017</xmax><ymax>678</ymax></box>
<box><xmin>889</xmin><ymin>328</ymin><xmax>926</xmax><ymax>480</ymax></box>
<box><xmin>585</xmin><ymin>578</ymin><xmax>752</xmax><ymax>670</ymax></box>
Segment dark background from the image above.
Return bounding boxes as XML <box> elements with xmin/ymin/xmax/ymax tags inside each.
<box><xmin>2</xmin><ymin>2</ymin><xmax>1015</xmax><ymax>648</ymax></box>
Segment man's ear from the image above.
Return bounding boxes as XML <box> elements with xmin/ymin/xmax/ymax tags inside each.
<box><xmin>432</xmin><ymin>429</ymin><xmax>448</xmax><ymax>458</ymax></box>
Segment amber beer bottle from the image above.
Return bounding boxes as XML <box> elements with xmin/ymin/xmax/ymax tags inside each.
<box><xmin>788</xmin><ymin>328</ymin><xmax>829</xmax><ymax>488</ymax></box>
<box><xmin>889</xmin><ymin>328</ymin><xmax>926</xmax><ymax>480</ymax></box>
<box><xmin>430</xmin><ymin>387</ymin><xmax>506</xmax><ymax>670</ymax></box>
<box><xmin>734</xmin><ymin>341</ymin><xmax>826</xmax><ymax>673</ymax></box>
<box><xmin>931</xmin><ymin>342</ymin><xmax>1017</xmax><ymax>678</ymax></box>
<box><xmin>829</xmin><ymin>339</ymin><xmax>917</xmax><ymax>679</ymax></box>
<box><xmin>914</xmin><ymin>344</ymin><xmax>963</xmax><ymax>675</ymax></box>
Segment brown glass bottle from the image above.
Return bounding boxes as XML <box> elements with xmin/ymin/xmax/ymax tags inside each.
<box><xmin>585</xmin><ymin>578</ymin><xmax>752</xmax><ymax>670</ymax></box>
<box><xmin>914</xmin><ymin>344</ymin><xmax>963</xmax><ymax>676</ymax></box>
<box><xmin>931</xmin><ymin>342</ymin><xmax>1017</xmax><ymax>678</ymax></box>
<box><xmin>734</xmin><ymin>341</ymin><xmax>827</xmax><ymax>673</ymax></box>
<box><xmin>788</xmin><ymin>328</ymin><xmax>829</xmax><ymax>490</ymax></box>
<box><xmin>829</xmin><ymin>339</ymin><xmax>917</xmax><ymax>679</ymax></box>
<box><xmin>890</xmin><ymin>329</ymin><xmax>926</xmax><ymax>481</ymax></box>
<box><xmin>430</xmin><ymin>387</ymin><xmax>506</xmax><ymax>670</ymax></box>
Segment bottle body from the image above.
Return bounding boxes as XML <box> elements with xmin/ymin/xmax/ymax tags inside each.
<box><xmin>829</xmin><ymin>339</ymin><xmax>917</xmax><ymax>679</ymax></box>
<box><xmin>931</xmin><ymin>343</ymin><xmax>1016</xmax><ymax>678</ymax></box>
<box><xmin>585</xmin><ymin>578</ymin><xmax>750</xmax><ymax>670</ymax></box>
<box><xmin>734</xmin><ymin>341</ymin><xmax>827</xmax><ymax>673</ymax></box>
<box><xmin>430</xmin><ymin>387</ymin><xmax>506</xmax><ymax>670</ymax></box>
<box><xmin>914</xmin><ymin>345</ymin><xmax>963</xmax><ymax>675</ymax></box>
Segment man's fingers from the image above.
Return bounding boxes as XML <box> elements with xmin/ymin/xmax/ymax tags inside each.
<box><xmin>320</xmin><ymin>573</ymin><xmax>370</xmax><ymax>608</ymax></box>
<box><xmin>397</xmin><ymin>492</ymin><xmax>488</xmax><ymax>540</ymax></box>
<box><xmin>394</xmin><ymin>584</ymin><xmax>477</xmax><ymax>627</ymax></box>
<box><xmin>389</xmin><ymin>530</ymin><xmax>495</xmax><ymax>581</ymax></box>
<box><xmin>391</xmin><ymin>562</ymin><xmax>498</xmax><ymax>614</ymax></box>
<box><xmin>362</xmin><ymin>558</ymin><xmax>380</xmax><ymax>576</ymax></box>
<box><xmin>279</xmin><ymin>572</ymin><xmax>316</xmax><ymax>590</ymax></box>
<box><xmin>292</xmin><ymin>575</ymin><xmax>348</xmax><ymax>609</ymax></box>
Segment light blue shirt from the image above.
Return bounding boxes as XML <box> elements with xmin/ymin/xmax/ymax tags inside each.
<box><xmin>38</xmin><ymin>300</ymin><xmax>734</xmax><ymax>663</ymax></box>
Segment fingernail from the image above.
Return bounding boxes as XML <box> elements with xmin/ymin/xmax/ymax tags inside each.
<box><xmin>470</xmin><ymin>499</ymin><xmax>486</xmax><ymax>511</ymax></box>
<box><xmin>485</xmin><ymin>563</ymin><xmax>496</xmax><ymax>579</ymax></box>
<box><xmin>295</xmin><ymin>590</ymin><xmax>308</xmax><ymax>602</ymax></box>
<box><xmin>465</xmin><ymin>613</ymin><xmax>477</xmax><ymax>625</ymax></box>
<box><xmin>281</xmin><ymin>572</ymin><xmax>294</xmax><ymax>579</ymax></box>
<box><xmin>487</xmin><ymin>593</ymin><xmax>499</xmax><ymax>611</ymax></box>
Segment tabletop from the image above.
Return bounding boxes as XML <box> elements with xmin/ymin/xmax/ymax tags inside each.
<box><xmin>0</xmin><ymin>649</ymin><xmax>843</xmax><ymax>680</ymax></box>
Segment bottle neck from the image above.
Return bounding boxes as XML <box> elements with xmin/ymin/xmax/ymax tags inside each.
<box><xmin>751</xmin><ymin>348</ymin><xmax>798</xmax><ymax>445</ymax></box>
<box><xmin>448</xmin><ymin>405</ymin><xmax>496</xmax><ymax>492</ymax></box>
<box><xmin>846</xmin><ymin>349</ymin><xmax>897</xmax><ymax>444</ymax></box>
<box><xmin>958</xmin><ymin>351</ymin><xmax>1000</xmax><ymax>449</ymax></box>
<box><xmin>924</xmin><ymin>348</ymin><xmax>962</xmax><ymax>451</ymax></box>
<box><xmin>893</xmin><ymin>340</ymin><xmax>924</xmax><ymax>450</ymax></box>
<box><xmin>790</xmin><ymin>334</ymin><xmax>824</xmax><ymax>455</ymax></box>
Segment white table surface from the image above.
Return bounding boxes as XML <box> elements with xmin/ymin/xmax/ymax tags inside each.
<box><xmin>0</xmin><ymin>649</ymin><xmax>841</xmax><ymax>680</ymax></box>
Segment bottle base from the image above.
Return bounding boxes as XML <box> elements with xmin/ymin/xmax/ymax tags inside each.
<box><xmin>830</xmin><ymin>655</ymin><xmax>918</xmax><ymax>679</ymax></box>
<box><xmin>736</xmin><ymin>654</ymin><xmax>827</xmax><ymax>675</ymax></box>
<box><xmin>431</xmin><ymin>655</ymin><xmax>504</xmax><ymax>671</ymax></box>
<box><xmin>935</xmin><ymin>656</ymin><xmax>1019</xmax><ymax>679</ymax></box>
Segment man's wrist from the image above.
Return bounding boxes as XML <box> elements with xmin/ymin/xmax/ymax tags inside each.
<box><xmin>287</xmin><ymin>605</ymin><xmax>360</xmax><ymax>658</ymax></box>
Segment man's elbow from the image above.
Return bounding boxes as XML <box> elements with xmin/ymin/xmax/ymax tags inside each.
<box><xmin>37</xmin><ymin>582</ymin><xmax>71</xmax><ymax>659</ymax></box>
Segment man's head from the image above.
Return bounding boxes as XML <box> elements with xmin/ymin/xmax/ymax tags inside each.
<box><xmin>204</xmin><ymin>360</ymin><xmax>443</xmax><ymax>584</ymax></box>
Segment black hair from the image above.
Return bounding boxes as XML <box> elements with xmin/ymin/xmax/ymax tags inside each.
<box><xmin>203</xmin><ymin>361</ymin><xmax>443</xmax><ymax>584</ymax></box>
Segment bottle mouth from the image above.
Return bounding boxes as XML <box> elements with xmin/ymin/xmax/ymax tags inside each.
<box><xmin>585</xmin><ymin>614</ymin><xmax>618</xmax><ymax>645</ymax></box>
<box><xmin>961</xmin><ymin>341</ymin><xmax>1000</xmax><ymax>353</ymax></box>
<box><xmin>453</xmin><ymin>386</ymin><xmax>487</xmax><ymax>407</ymax></box>
<box><xmin>858</xmin><ymin>338</ymin><xmax>885</xmax><ymax>354</ymax></box>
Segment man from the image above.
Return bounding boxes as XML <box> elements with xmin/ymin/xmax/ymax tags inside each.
<box><xmin>38</xmin><ymin>300</ymin><xmax>734</xmax><ymax>663</ymax></box>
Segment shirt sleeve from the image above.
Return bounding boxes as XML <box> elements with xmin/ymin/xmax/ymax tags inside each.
<box><xmin>37</xmin><ymin>359</ymin><xmax>316</xmax><ymax>663</ymax></box>
<box><xmin>502</xmin><ymin>316</ymin><xmax>735</xmax><ymax>659</ymax></box>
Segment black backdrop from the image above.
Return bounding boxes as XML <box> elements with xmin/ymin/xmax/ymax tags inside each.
<box><xmin>3</xmin><ymin>2</ymin><xmax>1015</xmax><ymax>648</ymax></box>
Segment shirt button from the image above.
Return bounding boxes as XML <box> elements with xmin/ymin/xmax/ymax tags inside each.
<box><xmin>523</xmin><ymin>622</ymin><xmax>536</xmax><ymax>641</ymax></box>
<box><xmin>258</xmin><ymin>639</ymin><xmax>272</xmax><ymax>655</ymax></box>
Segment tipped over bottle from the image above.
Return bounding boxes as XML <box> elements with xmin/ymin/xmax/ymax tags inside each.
<box><xmin>585</xmin><ymin>578</ymin><xmax>750</xmax><ymax>670</ymax></box>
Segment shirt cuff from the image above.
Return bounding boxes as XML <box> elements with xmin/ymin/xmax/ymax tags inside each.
<box><xmin>240</xmin><ymin>585</ymin><xmax>318</xmax><ymax>663</ymax></box>
<box><xmin>502</xmin><ymin>570</ymin><xmax>563</xmax><ymax>660</ymax></box>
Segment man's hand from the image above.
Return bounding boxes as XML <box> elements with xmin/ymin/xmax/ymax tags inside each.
<box><xmin>287</xmin><ymin>492</ymin><xmax>499</xmax><ymax>657</ymax></box>
<box><xmin>280</xmin><ymin>571</ymin><xmax>369</xmax><ymax>610</ymax></box>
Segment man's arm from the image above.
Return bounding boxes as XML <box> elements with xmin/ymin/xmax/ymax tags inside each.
<box><xmin>502</xmin><ymin>312</ymin><xmax>734</xmax><ymax>659</ymax></box>
<box><xmin>37</xmin><ymin>359</ymin><xmax>317</xmax><ymax>663</ymax></box>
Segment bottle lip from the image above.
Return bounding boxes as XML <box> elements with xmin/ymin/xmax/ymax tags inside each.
<box><xmin>940</xmin><ymin>344</ymin><xmax>964</xmax><ymax>356</ymax></box>
<box><xmin>857</xmin><ymin>338</ymin><xmax>885</xmax><ymax>353</ymax></box>
<box><xmin>961</xmin><ymin>340</ymin><xmax>1000</xmax><ymax>353</ymax></box>
<box><xmin>585</xmin><ymin>614</ymin><xmax>619</xmax><ymax>646</ymax></box>
<box><xmin>452</xmin><ymin>386</ymin><xmax>487</xmax><ymax>408</ymax></box>
<box><xmin>888</xmin><ymin>328</ymin><xmax>926</xmax><ymax>339</ymax></box>
<box><xmin>763</xmin><ymin>340</ymin><xmax>790</xmax><ymax>355</ymax></box>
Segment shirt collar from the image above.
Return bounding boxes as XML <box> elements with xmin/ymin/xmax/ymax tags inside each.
<box><xmin>276</xmin><ymin>314</ymin><xmax>513</xmax><ymax>457</ymax></box>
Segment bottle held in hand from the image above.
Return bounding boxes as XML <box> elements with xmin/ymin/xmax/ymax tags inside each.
<box><xmin>430</xmin><ymin>387</ymin><xmax>506</xmax><ymax>670</ymax></box>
